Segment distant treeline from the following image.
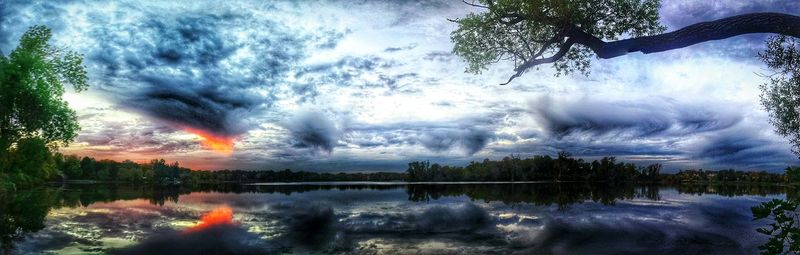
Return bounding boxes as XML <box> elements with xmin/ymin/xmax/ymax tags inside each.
<box><xmin>51</xmin><ymin>153</ymin><xmax>404</xmax><ymax>184</ymax></box>
<box><xmin>41</xmin><ymin>152</ymin><xmax>791</xmax><ymax>185</ymax></box>
<box><xmin>405</xmin><ymin>152</ymin><xmax>788</xmax><ymax>184</ymax></box>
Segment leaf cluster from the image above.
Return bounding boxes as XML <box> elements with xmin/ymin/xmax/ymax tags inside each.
<box><xmin>0</xmin><ymin>25</ymin><xmax>88</xmax><ymax>151</ymax></box>
<box><xmin>753</xmin><ymin>198</ymin><xmax>800</xmax><ymax>254</ymax></box>
<box><xmin>451</xmin><ymin>0</ymin><xmax>664</xmax><ymax>76</ymax></box>
<box><xmin>760</xmin><ymin>36</ymin><xmax>800</xmax><ymax>155</ymax></box>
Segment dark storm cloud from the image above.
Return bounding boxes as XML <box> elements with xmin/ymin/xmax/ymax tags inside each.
<box><xmin>342</xmin><ymin>113</ymin><xmax>506</xmax><ymax>156</ymax></box>
<box><xmin>522</xmin><ymin>96</ymin><xmax>800</xmax><ymax>170</ymax></box>
<box><xmin>493</xmin><ymin>137</ymin><xmax>682</xmax><ymax>160</ymax></box>
<box><xmin>462</xmin><ymin>128</ymin><xmax>494</xmax><ymax>155</ymax></box>
<box><xmin>419</xmin><ymin>130</ymin><xmax>460</xmax><ymax>152</ymax></box>
<box><xmin>519</xmin><ymin>95</ymin><xmax>799</xmax><ymax>171</ymax></box>
<box><xmin>284</xmin><ymin>111</ymin><xmax>339</xmax><ymax>153</ymax></box>
<box><xmin>126</xmin><ymin>84</ymin><xmax>261</xmax><ymax>137</ymax></box>
<box><xmin>530</xmin><ymin>96</ymin><xmax>740</xmax><ymax>138</ymax></box>
<box><xmin>693</xmin><ymin>128</ymin><xmax>797</xmax><ymax>170</ymax></box>
<box><xmin>419</xmin><ymin>128</ymin><xmax>494</xmax><ymax>155</ymax></box>
<box><xmin>14</xmin><ymin>4</ymin><xmax>315</xmax><ymax>138</ymax></box>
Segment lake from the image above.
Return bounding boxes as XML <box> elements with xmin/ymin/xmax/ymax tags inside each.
<box><xmin>0</xmin><ymin>183</ymin><xmax>790</xmax><ymax>254</ymax></box>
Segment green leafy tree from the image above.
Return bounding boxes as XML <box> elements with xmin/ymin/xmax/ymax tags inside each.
<box><xmin>753</xmin><ymin>31</ymin><xmax>800</xmax><ymax>255</ymax></box>
<box><xmin>62</xmin><ymin>155</ymin><xmax>82</xmax><ymax>179</ymax></box>
<box><xmin>80</xmin><ymin>156</ymin><xmax>96</xmax><ymax>179</ymax></box>
<box><xmin>760</xmin><ymin>36</ymin><xmax>800</xmax><ymax>155</ymax></box>
<box><xmin>0</xmin><ymin>25</ymin><xmax>88</xmax><ymax>174</ymax></box>
<box><xmin>787</xmin><ymin>166</ymin><xmax>800</xmax><ymax>184</ymax></box>
<box><xmin>9</xmin><ymin>138</ymin><xmax>57</xmax><ymax>184</ymax></box>
<box><xmin>451</xmin><ymin>0</ymin><xmax>800</xmax><ymax>84</ymax></box>
<box><xmin>753</xmin><ymin>199</ymin><xmax>800</xmax><ymax>254</ymax></box>
<box><xmin>118</xmin><ymin>160</ymin><xmax>141</xmax><ymax>183</ymax></box>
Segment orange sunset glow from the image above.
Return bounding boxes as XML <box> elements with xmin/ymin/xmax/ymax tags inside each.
<box><xmin>183</xmin><ymin>127</ymin><xmax>235</xmax><ymax>154</ymax></box>
<box><xmin>185</xmin><ymin>206</ymin><xmax>235</xmax><ymax>233</ymax></box>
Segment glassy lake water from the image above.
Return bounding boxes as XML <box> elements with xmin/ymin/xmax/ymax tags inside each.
<box><xmin>0</xmin><ymin>183</ymin><xmax>790</xmax><ymax>254</ymax></box>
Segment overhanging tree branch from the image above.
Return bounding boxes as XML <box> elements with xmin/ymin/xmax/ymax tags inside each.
<box><xmin>503</xmin><ymin>12</ymin><xmax>800</xmax><ymax>84</ymax></box>
<box><xmin>503</xmin><ymin>38</ymin><xmax>576</xmax><ymax>85</ymax></box>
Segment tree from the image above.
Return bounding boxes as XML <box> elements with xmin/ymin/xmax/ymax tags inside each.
<box><xmin>752</xmin><ymin>199</ymin><xmax>800</xmax><ymax>255</ymax></box>
<box><xmin>450</xmin><ymin>0</ymin><xmax>800</xmax><ymax>84</ymax></box>
<box><xmin>80</xmin><ymin>156</ymin><xmax>96</xmax><ymax>179</ymax></box>
<box><xmin>760</xmin><ymin>36</ymin><xmax>800</xmax><ymax>154</ymax></box>
<box><xmin>118</xmin><ymin>160</ymin><xmax>141</xmax><ymax>183</ymax></box>
<box><xmin>787</xmin><ymin>166</ymin><xmax>800</xmax><ymax>184</ymax></box>
<box><xmin>0</xmin><ymin>25</ymin><xmax>88</xmax><ymax>172</ymax></box>
<box><xmin>11</xmin><ymin>138</ymin><xmax>58</xmax><ymax>183</ymax></box>
<box><xmin>62</xmin><ymin>155</ymin><xmax>82</xmax><ymax>179</ymax></box>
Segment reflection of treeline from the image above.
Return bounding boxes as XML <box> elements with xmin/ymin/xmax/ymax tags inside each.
<box><xmin>0</xmin><ymin>183</ymin><xmax>791</xmax><ymax>251</ymax></box>
<box><xmin>406</xmin><ymin>183</ymin><xmax>790</xmax><ymax>207</ymax></box>
<box><xmin>664</xmin><ymin>169</ymin><xmax>785</xmax><ymax>183</ymax></box>
<box><xmin>407</xmin><ymin>183</ymin><xmax>648</xmax><ymax>207</ymax></box>
<box><xmin>56</xmin><ymin>183</ymin><xmax>408</xmax><ymax>207</ymax></box>
<box><xmin>405</xmin><ymin>152</ymin><xmax>786</xmax><ymax>184</ymax></box>
<box><xmin>674</xmin><ymin>183</ymin><xmax>789</xmax><ymax>197</ymax></box>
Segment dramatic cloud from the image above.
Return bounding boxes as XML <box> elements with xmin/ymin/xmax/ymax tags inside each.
<box><xmin>87</xmin><ymin>10</ymin><xmax>306</xmax><ymax>138</ymax></box>
<box><xmin>3</xmin><ymin>0</ymin><xmax>797</xmax><ymax>171</ymax></box>
<box><xmin>127</xmin><ymin>85</ymin><xmax>260</xmax><ymax>137</ymax></box>
<box><xmin>419</xmin><ymin>128</ymin><xmax>493</xmax><ymax>155</ymax></box>
<box><xmin>690</xmin><ymin>127</ymin><xmax>797</xmax><ymax>170</ymax></box>
<box><xmin>284</xmin><ymin>111</ymin><xmax>339</xmax><ymax>153</ymax></box>
<box><xmin>529</xmin><ymin>96</ymin><xmax>741</xmax><ymax>138</ymax></box>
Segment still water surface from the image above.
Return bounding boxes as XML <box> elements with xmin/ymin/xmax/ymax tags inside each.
<box><xmin>0</xmin><ymin>183</ymin><xmax>789</xmax><ymax>254</ymax></box>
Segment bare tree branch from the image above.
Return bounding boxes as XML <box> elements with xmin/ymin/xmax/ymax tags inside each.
<box><xmin>502</xmin><ymin>38</ymin><xmax>576</xmax><ymax>85</ymax></box>
<box><xmin>462</xmin><ymin>0</ymin><xmax>489</xmax><ymax>9</ymax></box>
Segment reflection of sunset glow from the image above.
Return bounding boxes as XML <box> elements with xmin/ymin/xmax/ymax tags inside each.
<box><xmin>183</xmin><ymin>127</ymin><xmax>235</xmax><ymax>154</ymax></box>
<box><xmin>185</xmin><ymin>206</ymin><xmax>234</xmax><ymax>233</ymax></box>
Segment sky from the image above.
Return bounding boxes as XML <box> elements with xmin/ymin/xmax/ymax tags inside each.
<box><xmin>2</xmin><ymin>0</ymin><xmax>799</xmax><ymax>172</ymax></box>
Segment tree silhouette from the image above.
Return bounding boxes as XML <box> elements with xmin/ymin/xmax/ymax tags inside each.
<box><xmin>450</xmin><ymin>0</ymin><xmax>800</xmax><ymax>84</ymax></box>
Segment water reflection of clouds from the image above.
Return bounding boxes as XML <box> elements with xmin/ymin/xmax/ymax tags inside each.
<box><xmin>9</xmin><ymin>186</ymin><xmax>783</xmax><ymax>254</ymax></box>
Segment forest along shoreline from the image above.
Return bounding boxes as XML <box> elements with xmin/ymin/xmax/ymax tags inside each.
<box><xmin>9</xmin><ymin>151</ymin><xmax>793</xmax><ymax>190</ymax></box>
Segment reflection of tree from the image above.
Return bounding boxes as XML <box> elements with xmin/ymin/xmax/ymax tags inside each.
<box><xmin>407</xmin><ymin>183</ymin><xmax>788</xmax><ymax>208</ymax></box>
<box><xmin>0</xmin><ymin>183</ymin><xmax>791</xmax><ymax>251</ymax></box>
<box><xmin>406</xmin><ymin>183</ymin><xmax>642</xmax><ymax>208</ymax></box>
<box><xmin>676</xmin><ymin>184</ymin><xmax>787</xmax><ymax>197</ymax></box>
<box><xmin>0</xmin><ymin>189</ymin><xmax>59</xmax><ymax>251</ymax></box>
